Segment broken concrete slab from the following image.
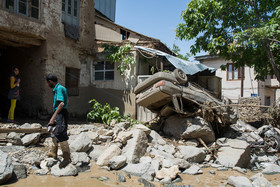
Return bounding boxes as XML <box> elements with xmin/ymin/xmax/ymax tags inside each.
<box><xmin>216</xmin><ymin>138</ymin><xmax>250</xmax><ymax>168</ymax></box>
<box><xmin>96</xmin><ymin>144</ymin><xmax>121</xmax><ymax>166</ymax></box>
<box><xmin>50</xmin><ymin>164</ymin><xmax>78</xmax><ymax>177</ymax></box>
<box><xmin>21</xmin><ymin>133</ymin><xmax>40</xmax><ymax>146</ymax></box>
<box><xmin>177</xmin><ymin>145</ymin><xmax>206</xmax><ymax>163</ymax></box>
<box><xmin>0</xmin><ymin>150</ymin><xmax>14</xmax><ymax>185</ymax></box>
<box><xmin>122</xmin><ymin>129</ymin><xmax>148</xmax><ymax>163</ymax></box>
<box><xmin>155</xmin><ymin>165</ymin><xmax>179</xmax><ymax>180</ymax></box>
<box><xmin>148</xmin><ymin>130</ymin><xmax>166</xmax><ymax>145</ymax></box>
<box><xmin>109</xmin><ymin>155</ymin><xmax>127</xmax><ymax>170</ymax></box>
<box><xmin>228</xmin><ymin>176</ymin><xmax>252</xmax><ymax>187</ymax></box>
<box><xmin>163</xmin><ymin>115</ymin><xmax>215</xmax><ymax>144</ymax></box>
<box><xmin>69</xmin><ymin>132</ymin><xmax>92</xmax><ymax>152</ymax></box>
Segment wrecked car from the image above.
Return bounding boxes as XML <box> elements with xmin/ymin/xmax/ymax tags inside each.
<box><xmin>134</xmin><ymin>69</ymin><xmax>236</xmax><ymax>125</ymax></box>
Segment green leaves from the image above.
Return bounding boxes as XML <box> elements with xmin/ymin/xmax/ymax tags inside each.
<box><xmin>103</xmin><ymin>43</ymin><xmax>135</xmax><ymax>75</ymax></box>
<box><xmin>176</xmin><ymin>0</ymin><xmax>280</xmax><ymax>81</ymax></box>
<box><xmin>87</xmin><ymin>99</ymin><xmax>140</xmax><ymax>126</ymax></box>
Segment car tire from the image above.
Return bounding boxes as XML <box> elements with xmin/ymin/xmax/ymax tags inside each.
<box><xmin>173</xmin><ymin>69</ymin><xmax>188</xmax><ymax>84</ymax></box>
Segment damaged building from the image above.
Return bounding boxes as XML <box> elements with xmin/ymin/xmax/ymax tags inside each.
<box><xmin>0</xmin><ymin>0</ymin><xmax>178</xmax><ymax>120</ymax></box>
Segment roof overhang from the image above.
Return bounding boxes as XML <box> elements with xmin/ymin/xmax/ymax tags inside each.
<box><xmin>135</xmin><ymin>46</ymin><xmax>216</xmax><ymax>76</ymax></box>
<box><xmin>0</xmin><ymin>27</ymin><xmax>45</xmax><ymax>48</ymax></box>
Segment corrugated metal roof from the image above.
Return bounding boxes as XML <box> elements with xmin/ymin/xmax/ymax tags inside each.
<box><xmin>135</xmin><ymin>46</ymin><xmax>216</xmax><ymax>75</ymax></box>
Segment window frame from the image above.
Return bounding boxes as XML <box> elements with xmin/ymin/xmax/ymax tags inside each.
<box><xmin>94</xmin><ymin>61</ymin><xmax>114</xmax><ymax>81</ymax></box>
<box><xmin>4</xmin><ymin>0</ymin><xmax>40</xmax><ymax>19</ymax></box>
<box><xmin>227</xmin><ymin>63</ymin><xmax>243</xmax><ymax>81</ymax></box>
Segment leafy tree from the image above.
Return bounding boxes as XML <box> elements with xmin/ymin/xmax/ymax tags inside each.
<box><xmin>102</xmin><ymin>43</ymin><xmax>135</xmax><ymax>75</ymax></box>
<box><xmin>176</xmin><ymin>0</ymin><xmax>280</xmax><ymax>82</ymax></box>
<box><xmin>172</xmin><ymin>44</ymin><xmax>191</xmax><ymax>61</ymax></box>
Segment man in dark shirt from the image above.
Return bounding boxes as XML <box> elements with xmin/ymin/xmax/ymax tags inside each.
<box><xmin>46</xmin><ymin>73</ymin><xmax>71</xmax><ymax>168</ymax></box>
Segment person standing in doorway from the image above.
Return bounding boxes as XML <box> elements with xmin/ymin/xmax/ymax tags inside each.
<box><xmin>7</xmin><ymin>67</ymin><xmax>20</xmax><ymax>123</ymax></box>
<box><xmin>46</xmin><ymin>73</ymin><xmax>71</xmax><ymax>168</ymax></box>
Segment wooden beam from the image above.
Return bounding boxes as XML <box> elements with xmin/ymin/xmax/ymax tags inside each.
<box><xmin>0</xmin><ymin>31</ymin><xmax>42</xmax><ymax>46</ymax></box>
<box><xmin>0</xmin><ymin>128</ymin><xmax>48</xmax><ymax>134</ymax></box>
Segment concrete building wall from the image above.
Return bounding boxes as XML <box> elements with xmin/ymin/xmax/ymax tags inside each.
<box><xmin>201</xmin><ymin>58</ymin><xmax>259</xmax><ymax>103</ymax></box>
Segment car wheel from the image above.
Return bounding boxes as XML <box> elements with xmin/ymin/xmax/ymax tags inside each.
<box><xmin>173</xmin><ymin>69</ymin><xmax>188</xmax><ymax>84</ymax></box>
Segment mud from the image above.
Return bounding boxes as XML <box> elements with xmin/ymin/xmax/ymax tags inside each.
<box><xmin>4</xmin><ymin>163</ymin><xmax>280</xmax><ymax>187</ymax></box>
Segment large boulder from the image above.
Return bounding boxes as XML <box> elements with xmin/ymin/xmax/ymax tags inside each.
<box><xmin>228</xmin><ymin>176</ymin><xmax>252</xmax><ymax>187</ymax></box>
<box><xmin>109</xmin><ymin>155</ymin><xmax>127</xmax><ymax>170</ymax></box>
<box><xmin>216</xmin><ymin>138</ymin><xmax>250</xmax><ymax>168</ymax></box>
<box><xmin>69</xmin><ymin>132</ymin><xmax>92</xmax><ymax>152</ymax></box>
<box><xmin>50</xmin><ymin>164</ymin><xmax>78</xmax><ymax>176</ymax></box>
<box><xmin>122</xmin><ymin>129</ymin><xmax>148</xmax><ymax>163</ymax></box>
<box><xmin>122</xmin><ymin>162</ymin><xmax>151</xmax><ymax>176</ymax></box>
<box><xmin>177</xmin><ymin>146</ymin><xmax>206</xmax><ymax>163</ymax></box>
<box><xmin>88</xmin><ymin>145</ymin><xmax>109</xmax><ymax>161</ymax></box>
<box><xmin>0</xmin><ymin>150</ymin><xmax>14</xmax><ymax>184</ymax></box>
<box><xmin>21</xmin><ymin>133</ymin><xmax>40</xmax><ymax>146</ymax></box>
<box><xmin>96</xmin><ymin>144</ymin><xmax>122</xmax><ymax>166</ymax></box>
<box><xmin>7</xmin><ymin>132</ymin><xmax>22</xmax><ymax>145</ymax></box>
<box><xmin>163</xmin><ymin>115</ymin><xmax>215</xmax><ymax>143</ymax></box>
<box><xmin>71</xmin><ymin>152</ymin><xmax>90</xmax><ymax>165</ymax></box>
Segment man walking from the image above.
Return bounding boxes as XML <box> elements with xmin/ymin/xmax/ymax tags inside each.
<box><xmin>46</xmin><ymin>73</ymin><xmax>71</xmax><ymax>168</ymax></box>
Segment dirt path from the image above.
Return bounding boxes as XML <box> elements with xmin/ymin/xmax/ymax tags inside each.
<box><xmin>4</xmin><ymin>163</ymin><xmax>280</xmax><ymax>187</ymax></box>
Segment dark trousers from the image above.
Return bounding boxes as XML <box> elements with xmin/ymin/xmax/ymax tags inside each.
<box><xmin>53</xmin><ymin>109</ymin><xmax>69</xmax><ymax>142</ymax></box>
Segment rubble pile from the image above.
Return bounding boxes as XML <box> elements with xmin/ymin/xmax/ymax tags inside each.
<box><xmin>1</xmin><ymin>117</ymin><xmax>280</xmax><ymax>186</ymax></box>
<box><xmin>238</xmin><ymin>97</ymin><xmax>263</xmax><ymax>123</ymax></box>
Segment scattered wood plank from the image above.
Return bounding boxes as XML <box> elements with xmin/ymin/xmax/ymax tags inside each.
<box><xmin>0</xmin><ymin>128</ymin><xmax>48</xmax><ymax>134</ymax></box>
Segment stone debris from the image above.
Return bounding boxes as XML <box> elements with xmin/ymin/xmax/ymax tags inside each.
<box><xmin>0</xmin><ymin>150</ymin><xmax>14</xmax><ymax>184</ymax></box>
<box><xmin>0</xmin><ymin>114</ymin><xmax>279</xmax><ymax>186</ymax></box>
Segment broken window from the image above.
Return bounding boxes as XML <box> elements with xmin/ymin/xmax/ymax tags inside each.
<box><xmin>65</xmin><ymin>67</ymin><xmax>80</xmax><ymax>96</ymax></box>
<box><xmin>5</xmin><ymin>0</ymin><xmax>39</xmax><ymax>19</ymax></box>
<box><xmin>94</xmin><ymin>61</ymin><xmax>114</xmax><ymax>81</ymax></box>
<box><xmin>61</xmin><ymin>0</ymin><xmax>80</xmax><ymax>40</ymax></box>
<box><xmin>227</xmin><ymin>63</ymin><xmax>243</xmax><ymax>80</ymax></box>
<box><xmin>265</xmin><ymin>96</ymin><xmax>271</xmax><ymax>106</ymax></box>
<box><xmin>120</xmin><ymin>29</ymin><xmax>130</xmax><ymax>40</ymax></box>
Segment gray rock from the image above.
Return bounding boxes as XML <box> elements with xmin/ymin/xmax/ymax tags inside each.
<box><xmin>40</xmin><ymin>158</ymin><xmax>58</xmax><ymax>169</ymax></box>
<box><xmin>0</xmin><ymin>146</ymin><xmax>25</xmax><ymax>153</ymax></box>
<box><xmin>117</xmin><ymin>173</ymin><xmax>126</xmax><ymax>183</ymax></box>
<box><xmin>70</xmin><ymin>132</ymin><xmax>92</xmax><ymax>152</ymax></box>
<box><xmin>162</xmin><ymin>158</ymin><xmax>190</xmax><ymax>169</ymax></box>
<box><xmin>6</xmin><ymin>132</ymin><xmax>22</xmax><ymax>145</ymax></box>
<box><xmin>21</xmin><ymin>133</ymin><xmax>40</xmax><ymax>146</ymax></box>
<box><xmin>217</xmin><ymin>167</ymin><xmax>228</xmax><ymax>171</ymax></box>
<box><xmin>96</xmin><ymin>145</ymin><xmax>121</xmax><ymax>166</ymax></box>
<box><xmin>150</xmin><ymin>148</ymin><xmax>175</xmax><ymax>160</ymax></box>
<box><xmin>21</xmin><ymin>152</ymin><xmax>42</xmax><ymax>166</ymax></box>
<box><xmin>88</xmin><ymin>145</ymin><xmax>108</xmax><ymax>161</ymax></box>
<box><xmin>122</xmin><ymin>129</ymin><xmax>148</xmax><ymax>163</ymax></box>
<box><xmin>151</xmin><ymin>159</ymin><xmax>161</xmax><ymax>172</ymax></box>
<box><xmin>86</xmin><ymin>131</ymin><xmax>99</xmax><ymax>142</ymax></box>
<box><xmin>71</xmin><ymin>152</ymin><xmax>90</xmax><ymax>165</ymax></box>
<box><xmin>115</xmin><ymin>122</ymin><xmax>130</xmax><ymax>129</ymax></box>
<box><xmin>160</xmin><ymin>177</ymin><xmax>172</xmax><ymax>184</ymax></box>
<box><xmin>184</xmin><ymin>139</ymin><xmax>200</xmax><ymax>147</ymax></box>
<box><xmin>35</xmin><ymin>169</ymin><xmax>49</xmax><ymax>175</ymax></box>
<box><xmin>228</xmin><ymin>176</ymin><xmax>252</xmax><ymax>187</ymax></box>
<box><xmin>31</xmin><ymin>123</ymin><xmax>42</xmax><ymax>129</ymax></box>
<box><xmin>177</xmin><ymin>146</ymin><xmax>206</xmax><ymax>163</ymax></box>
<box><xmin>12</xmin><ymin>162</ymin><xmax>27</xmax><ymax>179</ymax></box>
<box><xmin>140</xmin><ymin>156</ymin><xmax>152</xmax><ymax>163</ymax></box>
<box><xmin>138</xmin><ymin>177</ymin><xmax>155</xmax><ymax>187</ymax></box>
<box><xmin>0</xmin><ymin>150</ymin><xmax>14</xmax><ymax>185</ymax></box>
<box><xmin>114</xmin><ymin>131</ymin><xmax>133</xmax><ymax>144</ymax></box>
<box><xmin>50</xmin><ymin>164</ymin><xmax>78</xmax><ymax>176</ymax></box>
<box><xmin>209</xmin><ymin>170</ymin><xmax>216</xmax><ymax>175</ymax></box>
<box><xmin>109</xmin><ymin>155</ymin><xmax>127</xmax><ymax>170</ymax></box>
<box><xmin>163</xmin><ymin>115</ymin><xmax>215</xmax><ymax>144</ymax></box>
<box><xmin>182</xmin><ymin>165</ymin><xmax>203</xmax><ymax>175</ymax></box>
<box><xmin>132</xmin><ymin>124</ymin><xmax>151</xmax><ymax>135</ymax></box>
<box><xmin>216</xmin><ymin>139</ymin><xmax>250</xmax><ymax>168</ymax></box>
<box><xmin>155</xmin><ymin>165</ymin><xmax>179</xmax><ymax>180</ymax></box>
<box><xmin>250</xmin><ymin>173</ymin><xmax>273</xmax><ymax>187</ymax></box>
<box><xmin>141</xmin><ymin>164</ymin><xmax>155</xmax><ymax>181</ymax></box>
<box><xmin>20</xmin><ymin>123</ymin><xmax>31</xmax><ymax>128</ymax></box>
<box><xmin>148</xmin><ymin>130</ymin><xmax>166</xmax><ymax>145</ymax></box>
<box><xmin>122</xmin><ymin>162</ymin><xmax>151</xmax><ymax>176</ymax></box>
<box><xmin>262</xmin><ymin>164</ymin><xmax>280</xmax><ymax>175</ymax></box>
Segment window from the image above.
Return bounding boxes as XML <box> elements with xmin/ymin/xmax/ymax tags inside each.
<box><xmin>227</xmin><ymin>63</ymin><xmax>243</xmax><ymax>80</ymax></box>
<box><xmin>62</xmin><ymin>0</ymin><xmax>80</xmax><ymax>40</ymax></box>
<box><xmin>94</xmin><ymin>62</ymin><xmax>114</xmax><ymax>80</ymax></box>
<box><xmin>265</xmin><ymin>96</ymin><xmax>271</xmax><ymax>106</ymax></box>
<box><xmin>5</xmin><ymin>0</ymin><xmax>39</xmax><ymax>19</ymax></box>
<box><xmin>65</xmin><ymin>67</ymin><xmax>80</xmax><ymax>96</ymax></box>
<box><xmin>120</xmin><ymin>29</ymin><xmax>130</xmax><ymax>40</ymax></box>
